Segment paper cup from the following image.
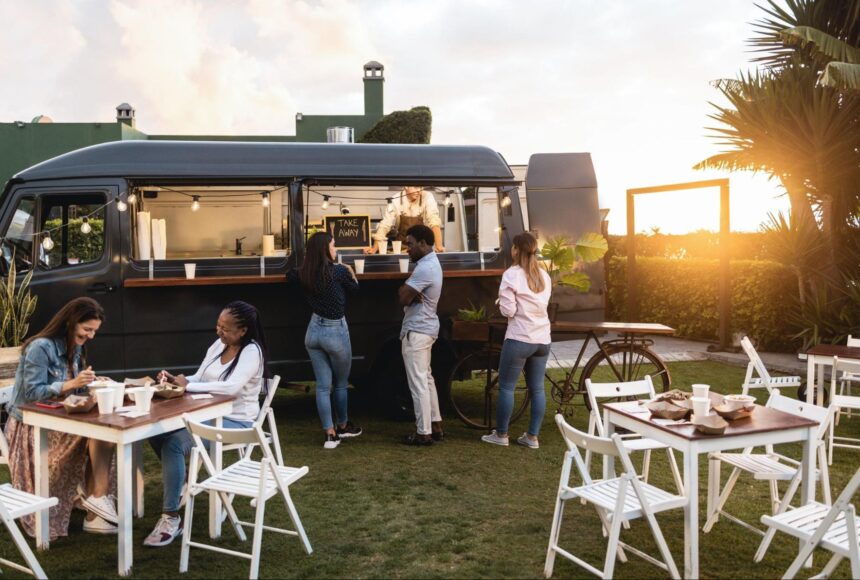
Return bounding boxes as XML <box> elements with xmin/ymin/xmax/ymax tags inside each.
<box><xmin>135</xmin><ymin>387</ymin><xmax>154</xmax><ymax>413</ymax></box>
<box><xmin>95</xmin><ymin>388</ymin><xmax>114</xmax><ymax>415</ymax></box>
<box><xmin>399</xmin><ymin>258</ymin><xmax>409</xmax><ymax>273</ymax></box>
<box><xmin>112</xmin><ymin>382</ymin><xmax>126</xmax><ymax>406</ymax></box>
<box><xmin>691</xmin><ymin>396</ymin><xmax>710</xmax><ymax>422</ymax></box>
<box><xmin>392</xmin><ymin>241</ymin><xmax>402</xmax><ymax>254</ymax></box>
<box><xmin>184</xmin><ymin>263</ymin><xmax>196</xmax><ymax>279</ymax></box>
<box><xmin>354</xmin><ymin>259</ymin><xmax>365</xmax><ymax>274</ymax></box>
<box><xmin>377</xmin><ymin>240</ymin><xmax>388</xmax><ymax>255</ymax></box>
<box><xmin>692</xmin><ymin>384</ymin><xmax>710</xmax><ymax>398</ymax></box>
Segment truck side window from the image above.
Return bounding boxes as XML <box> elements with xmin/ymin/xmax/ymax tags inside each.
<box><xmin>39</xmin><ymin>194</ymin><xmax>106</xmax><ymax>270</ymax></box>
<box><xmin>0</xmin><ymin>197</ymin><xmax>36</xmax><ymax>273</ymax></box>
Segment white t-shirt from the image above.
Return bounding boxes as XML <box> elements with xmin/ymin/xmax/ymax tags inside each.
<box><xmin>185</xmin><ymin>339</ymin><xmax>263</xmax><ymax>423</ymax></box>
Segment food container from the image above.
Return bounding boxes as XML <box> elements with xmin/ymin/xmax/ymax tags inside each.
<box><xmin>63</xmin><ymin>394</ymin><xmax>97</xmax><ymax>414</ymax></box>
<box><xmin>713</xmin><ymin>404</ymin><xmax>755</xmax><ymax>421</ymax></box>
<box><xmin>647</xmin><ymin>401</ymin><xmax>691</xmax><ymax>421</ymax></box>
<box><xmin>723</xmin><ymin>394</ymin><xmax>756</xmax><ymax>411</ymax></box>
<box><xmin>154</xmin><ymin>382</ymin><xmax>186</xmax><ymax>399</ymax></box>
<box><xmin>124</xmin><ymin>376</ymin><xmax>157</xmax><ymax>387</ymax></box>
<box><xmin>694</xmin><ymin>414</ymin><xmax>728</xmax><ymax>435</ymax></box>
<box><xmin>654</xmin><ymin>389</ymin><xmax>693</xmax><ymax>403</ymax></box>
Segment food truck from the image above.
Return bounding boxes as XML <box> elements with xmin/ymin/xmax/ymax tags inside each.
<box><xmin>0</xmin><ymin>141</ymin><xmax>602</xmax><ymax>414</ymax></box>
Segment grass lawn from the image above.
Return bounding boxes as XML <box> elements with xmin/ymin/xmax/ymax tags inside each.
<box><xmin>1</xmin><ymin>360</ymin><xmax>858</xmax><ymax>578</ymax></box>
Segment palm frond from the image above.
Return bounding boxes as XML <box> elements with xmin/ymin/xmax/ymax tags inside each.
<box><xmin>780</xmin><ymin>26</ymin><xmax>860</xmax><ymax>64</ymax></box>
<box><xmin>822</xmin><ymin>61</ymin><xmax>860</xmax><ymax>88</ymax></box>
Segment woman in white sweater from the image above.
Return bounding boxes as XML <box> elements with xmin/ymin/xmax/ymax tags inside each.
<box><xmin>143</xmin><ymin>301</ymin><xmax>271</xmax><ymax>547</ymax></box>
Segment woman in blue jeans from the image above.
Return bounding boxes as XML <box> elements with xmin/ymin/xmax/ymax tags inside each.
<box><xmin>289</xmin><ymin>232</ymin><xmax>360</xmax><ymax>449</ymax></box>
<box><xmin>144</xmin><ymin>300</ymin><xmax>271</xmax><ymax>547</ymax></box>
<box><xmin>482</xmin><ymin>232</ymin><xmax>552</xmax><ymax>449</ymax></box>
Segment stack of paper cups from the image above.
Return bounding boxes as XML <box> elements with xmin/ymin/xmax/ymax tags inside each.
<box><xmin>136</xmin><ymin>212</ymin><xmax>151</xmax><ymax>260</ymax></box>
<box><xmin>262</xmin><ymin>235</ymin><xmax>275</xmax><ymax>257</ymax></box>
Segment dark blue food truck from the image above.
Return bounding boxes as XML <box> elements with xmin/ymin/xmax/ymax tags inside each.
<box><xmin>0</xmin><ymin>141</ymin><xmax>603</xmax><ymax>414</ymax></box>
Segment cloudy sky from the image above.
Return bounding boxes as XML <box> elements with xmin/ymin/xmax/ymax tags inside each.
<box><xmin>0</xmin><ymin>0</ymin><xmax>789</xmax><ymax>234</ymax></box>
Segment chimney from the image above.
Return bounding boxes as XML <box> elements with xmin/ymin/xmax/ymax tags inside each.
<box><xmin>363</xmin><ymin>61</ymin><xmax>384</xmax><ymax>116</ymax></box>
<box><xmin>116</xmin><ymin>103</ymin><xmax>136</xmax><ymax>128</ymax></box>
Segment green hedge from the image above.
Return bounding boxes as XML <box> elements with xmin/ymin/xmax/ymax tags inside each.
<box><xmin>606</xmin><ymin>256</ymin><xmax>797</xmax><ymax>351</ymax></box>
<box><xmin>359</xmin><ymin>106</ymin><xmax>432</xmax><ymax>144</ymax></box>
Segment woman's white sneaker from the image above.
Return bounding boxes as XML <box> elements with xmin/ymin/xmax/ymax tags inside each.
<box><xmin>81</xmin><ymin>494</ymin><xmax>118</xmax><ymax>524</ymax></box>
<box><xmin>481</xmin><ymin>430</ymin><xmax>509</xmax><ymax>446</ymax></box>
<box><xmin>83</xmin><ymin>515</ymin><xmax>117</xmax><ymax>535</ymax></box>
<box><xmin>323</xmin><ymin>433</ymin><xmax>341</xmax><ymax>449</ymax></box>
<box><xmin>143</xmin><ymin>514</ymin><xmax>182</xmax><ymax>547</ymax></box>
<box><xmin>516</xmin><ymin>433</ymin><xmax>539</xmax><ymax>449</ymax></box>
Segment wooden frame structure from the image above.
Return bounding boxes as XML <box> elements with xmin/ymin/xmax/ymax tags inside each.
<box><xmin>626</xmin><ymin>179</ymin><xmax>730</xmax><ymax>350</ymax></box>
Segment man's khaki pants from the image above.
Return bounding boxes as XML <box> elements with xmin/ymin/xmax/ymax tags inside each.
<box><xmin>401</xmin><ymin>331</ymin><xmax>441</xmax><ymax>435</ymax></box>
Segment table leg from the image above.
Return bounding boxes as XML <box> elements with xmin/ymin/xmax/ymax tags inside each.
<box><xmin>132</xmin><ymin>442</ymin><xmax>144</xmax><ymax>518</ymax></box>
<box><xmin>807</xmin><ymin>356</ymin><xmax>815</xmax><ymax>404</ymax></box>
<box><xmin>683</xmin><ymin>445</ymin><xmax>699</xmax><ymax>579</ymax></box>
<box><xmin>117</xmin><ymin>443</ymin><xmax>133</xmax><ymax>576</ymax></box>
<box><xmin>209</xmin><ymin>416</ymin><xmax>223</xmax><ymax>539</ymax></box>
<box><xmin>603</xmin><ymin>408</ymin><xmax>615</xmax><ymax>481</ymax></box>
<box><xmin>33</xmin><ymin>426</ymin><xmax>50</xmax><ymax>550</ymax></box>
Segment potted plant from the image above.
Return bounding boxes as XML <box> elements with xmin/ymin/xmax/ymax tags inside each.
<box><xmin>540</xmin><ymin>233</ymin><xmax>608</xmax><ymax>322</ymax></box>
<box><xmin>451</xmin><ymin>300</ymin><xmax>491</xmax><ymax>342</ymax></box>
<box><xmin>0</xmin><ymin>255</ymin><xmax>38</xmax><ymax>380</ymax></box>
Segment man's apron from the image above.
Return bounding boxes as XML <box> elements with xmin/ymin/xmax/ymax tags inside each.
<box><xmin>395</xmin><ymin>215</ymin><xmax>425</xmax><ymax>242</ymax></box>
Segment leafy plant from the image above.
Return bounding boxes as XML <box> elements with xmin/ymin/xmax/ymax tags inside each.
<box><xmin>540</xmin><ymin>233</ymin><xmax>608</xmax><ymax>293</ymax></box>
<box><xmin>0</xmin><ymin>250</ymin><xmax>38</xmax><ymax>347</ymax></box>
<box><xmin>359</xmin><ymin>106</ymin><xmax>432</xmax><ymax>144</ymax></box>
<box><xmin>456</xmin><ymin>300</ymin><xmax>487</xmax><ymax>322</ymax></box>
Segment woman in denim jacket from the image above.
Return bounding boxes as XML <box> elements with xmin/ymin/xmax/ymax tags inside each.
<box><xmin>5</xmin><ymin>297</ymin><xmax>117</xmax><ymax>537</ymax></box>
<box><xmin>288</xmin><ymin>232</ymin><xmax>361</xmax><ymax>449</ymax></box>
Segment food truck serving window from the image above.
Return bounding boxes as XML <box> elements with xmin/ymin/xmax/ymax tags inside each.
<box><xmin>129</xmin><ymin>186</ymin><xmax>289</xmax><ymax>260</ymax></box>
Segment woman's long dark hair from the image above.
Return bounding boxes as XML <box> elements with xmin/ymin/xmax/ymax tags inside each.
<box><xmin>218</xmin><ymin>300</ymin><xmax>271</xmax><ymax>381</ymax></box>
<box><xmin>299</xmin><ymin>232</ymin><xmax>334</xmax><ymax>294</ymax></box>
<box><xmin>22</xmin><ymin>297</ymin><xmax>105</xmax><ymax>371</ymax></box>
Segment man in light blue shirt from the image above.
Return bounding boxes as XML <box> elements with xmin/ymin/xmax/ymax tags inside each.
<box><xmin>398</xmin><ymin>224</ymin><xmax>443</xmax><ymax>445</ymax></box>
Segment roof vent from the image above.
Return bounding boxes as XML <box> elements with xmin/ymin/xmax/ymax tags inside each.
<box><xmin>116</xmin><ymin>103</ymin><xmax>136</xmax><ymax>127</ymax></box>
<box><xmin>363</xmin><ymin>61</ymin><xmax>384</xmax><ymax>79</ymax></box>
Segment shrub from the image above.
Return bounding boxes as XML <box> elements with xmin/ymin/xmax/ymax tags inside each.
<box><xmin>359</xmin><ymin>106</ymin><xmax>432</xmax><ymax>144</ymax></box>
<box><xmin>606</xmin><ymin>256</ymin><xmax>797</xmax><ymax>351</ymax></box>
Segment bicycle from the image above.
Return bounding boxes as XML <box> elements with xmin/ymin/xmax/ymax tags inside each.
<box><xmin>446</xmin><ymin>320</ymin><xmax>674</xmax><ymax>429</ymax></box>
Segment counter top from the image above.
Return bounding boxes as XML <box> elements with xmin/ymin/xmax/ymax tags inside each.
<box><xmin>123</xmin><ymin>268</ymin><xmax>505</xmax><ymax>288</ymax></box>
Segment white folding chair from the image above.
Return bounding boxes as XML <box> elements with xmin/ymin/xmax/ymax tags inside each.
<box><xmin>0</xmin><ymin>484</ymin><xmax>58</xmax><ymax>579</ymax></box>
<box><xmin>757</xmin><ymin>465</ymin><xmax>860</xmax><ymax>579</ymax></box>
<box><xmin>704</xmin><ymin>390</ymin><xmax>834</xmax><ymax>540</ymax></box>
<box><xmin>741</xmin><ymin>336</ymin><xmax>802</xmax><ymax>396</ymax></box>
<box><xmin>179</xmin><ymin>415</ymin><xmax>312</xmax><ymax>579</ymax></box>
<box><xmin>0</xmin><ymin>386</ymin><xmax>12</xmax><ymax>470</ymax></box>
<box><xmin>222</xmin><ymin>375</ymin><xmax>284</xmax><ymax>465</ymax></box>
<box><xmin>544</xmin><ymin>414</ymin><xmax>684</xmax><ymax>579</ymax></box>
<box><xmin>585</xmin><ymin>377</ymin><xmax>684</xmax><ymax>495</ymax></box>
<box><xmin>828</xmin><ymin>357</ymin><xmax>860</xmax><ymax>465</ymax></box>
<box><xmin>834</xmin><ymin>336</ymin><xmax>860</xmax><ymax>423</ymax></box>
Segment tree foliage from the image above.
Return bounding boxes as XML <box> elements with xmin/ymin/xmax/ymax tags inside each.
<box><xmin>358</xmin><ymin>106</ymin><xmax>432</xmax><ymax>144</ymax></box>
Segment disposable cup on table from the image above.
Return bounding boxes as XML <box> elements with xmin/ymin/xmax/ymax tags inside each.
<box><xmin>691</xmin><ymin>396</ymin><xmax>710</xmax><ymax>422</ymax></box>
<box><xmin>95</xmin><ymin>388</ymin><xmax>114</xmax><ymax>415</ymax></box>
<box><xmin>399</xmin><ymin>258</ymin><xmax>409</xmax><ymax>273</ymax></box>
<box><xmin>377</xmin><ymin>241</ymin><xmax>388</xmax><ymax>255</ymax></box>
<box><xmin>354</xmin><ymin>259</ymin><xmax>365</xmax><ymax>274</ymax></box>
<box><xmin>692</xmin><ymin>383</ymin><xmax>710</xmax><ymax>398</ymax></box>
<box><xmin>134</xmin><ymin>386</ymin><xmax>154</xmax><ymax>413</ymax></box>
<box><xmin>184</xmin><ymin>263</ymin><xmax>196</xmax><ymax>279</ymax></box>
<box><xmin>112</xmin><ymin>382</ymin><xmax>126</xmax><ymax>406</ymax></box>
<box><xmin>392</xmin><ymin>241</ymin><xmax>402</xmax><ymax>253</ymax></box>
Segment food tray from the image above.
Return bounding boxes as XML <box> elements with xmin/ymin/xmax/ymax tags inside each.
<box><xmin>647</xmin><ymin>400</ymin><xmax>691</xmax><ymax>421</ymax></box>
<box><xmin>654</xmin><ymin>389</ymin><xmax>692</xmax><ymax>403</ymax></box>
<box><xmin>154</xmin><ymin>383</ymin><xmax>185</xmax><ymax>399</ymax></box>
<box><xmin>124</xmin><ymin>376</ymin><xmax>156</xmax><ymax>387</ymax></box>
<box><xmin>713</xmin><ymin>404</ymin><xmax>755</xmax><ymax>421</ymax></box>
<box><xmin>694</xmin><ymin>414</ymin><xmax>728</xmax><ymax>435</ymax></box>
<box><xmin>63</xmin><ymin>394</ymin><xmax>97</xmax><ymax>414</ymax></box>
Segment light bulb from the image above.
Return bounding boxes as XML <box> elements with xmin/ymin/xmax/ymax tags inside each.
<box><xmin>500</xmin><ymin>193</ymin><xmax>512</xmax><ymax>208</ymax></box>
<box><xmin>42</xmin><ymin>235</ymin><xmax>54</xmax><ymax>251</ymax></box>
<box><xmin>387</xmin><ymin>198</ymin><xmax>395</xmax><ymax>213</ymax></box>
<box><xmin>116</xmin><ymin>197</ymin><xmax>127</xmax><ymax>212</ymax></box>
<box><xmin>321</xmin><ymin>196</ymin><xmax>329</xmax><ymax>210</ymax></box>
<box><xmin>127</xmin><ymin>192</ymin><xmax>138</xmax><ymax>205</ymax></box>
<box><xmin>262</xmin><ymin>193</ymin><xmax>270</xmax><ymax>208</ymax></box>
<box><xmin>81</xmin><ymin>217</ymin><xmax>92</xmax><ymax>234</ymax></box>
<box><xmin>444</xmin><ymin>194</ymin><xmax>451</xmax><ymax>208</ymax></box>
<box><xmin>191</xmin><ymin>196</ymin><xmax>200</xmax><ymax>211</ymax></box>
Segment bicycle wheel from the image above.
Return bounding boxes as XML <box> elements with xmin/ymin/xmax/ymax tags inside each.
<box><xmin>580</xmin><ymin>344</ymin><xmax>671</xmax><ymax>409</ymax></box>
<box><xmin>447</xmin><ymin>349</ymin><xmax>531</xmax><ymax>430</ymax></box>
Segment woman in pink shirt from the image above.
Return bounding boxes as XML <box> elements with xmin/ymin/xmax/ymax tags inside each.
<box><xmin>482</xmin><ymin>232</ymin><xmax>552</xmax><ymax>449</ymax></box>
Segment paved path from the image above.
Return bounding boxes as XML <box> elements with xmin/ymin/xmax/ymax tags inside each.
<box><xmin>551</xmin><ymin>335</ymin><xmax>808</xmax><ymax>376</ymax></box>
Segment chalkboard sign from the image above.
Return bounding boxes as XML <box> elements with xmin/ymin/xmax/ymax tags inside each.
<box><xmin>324</xmin><ymin>214</ymin><xmax>371</xmax><ymax>249</ymax></box>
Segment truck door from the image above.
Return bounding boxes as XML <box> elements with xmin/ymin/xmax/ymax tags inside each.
<box><xmin>525</xmin><ymin>152</ymin><xmax>605</xmax><ymax>322</ymax></box>
<box><xmin>0</xmin><ymin>184</ymin><xmax>125</xmax><ymax>374</ymax></box>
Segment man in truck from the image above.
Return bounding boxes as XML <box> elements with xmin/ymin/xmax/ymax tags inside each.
<box><xmin>364</xmin><ymin>186</ymin><xmax>445</xmax><ymax>254</ymax></box>
<box><xmin>397</xmin><ymin>224</ymin><xmax>444</xmax><ymax>445</ymax></box>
